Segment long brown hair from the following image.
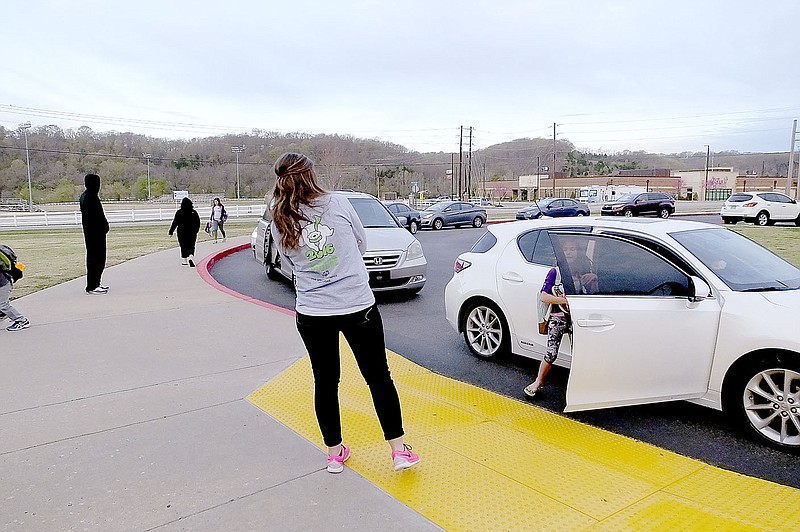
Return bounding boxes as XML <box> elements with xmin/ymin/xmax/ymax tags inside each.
<box><xmin>271</xmin><ymin>153</ymin><xmax>326</xmax><ymax>250</ymax></box>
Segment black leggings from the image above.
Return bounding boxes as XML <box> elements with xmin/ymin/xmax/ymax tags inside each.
<box><xmin>296</xmin><ymin>304</ymin><xmax>404</xmax><ymax>447</ymax></box>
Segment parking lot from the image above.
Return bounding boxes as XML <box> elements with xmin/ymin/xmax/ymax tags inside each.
<box><xmin>212</xmin><ymin>219</ymin><xmax>800</xmax><ymax>489</ymax></box>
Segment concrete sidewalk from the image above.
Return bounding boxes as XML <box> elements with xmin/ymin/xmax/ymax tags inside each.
<box><xmin>0</xmin><ymin>237</ymin><xmax>439</xmax><ymax>531</ymax></box>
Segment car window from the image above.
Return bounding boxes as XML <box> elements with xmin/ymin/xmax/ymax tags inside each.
<box><xmin>671</xmin><ymin>227</ymin><xmax>800</xmax><ymax>291</ymax></box>
<box><xmin>348</xmin><ymin>197</ymin><xmax>399</xmax><ymax>228</ymax></box>
<box><xmin>727</xmin><ymin>193</ymin><xmax>752</xmax><ymax>203</ymax></box>
<box><xmin>551</xmin><ymin>233</ymin><xmax>691</xmax><ymax>297</ymax></box>
<box><xmin>771</xmin><ymin>193</ymin><xmax>792</xmax><ymax>204</ymax></box>
<box><xmin>517</xmin><ymin>230</ymin><xmax>540</xmax><ymax>262</ymax></box>
<box><xmin>564</xmin><ymin>199</ymin><xmax>577</xmax><ymax>207</ymax></box>
<box><xmin>526</xmin><ymin>227</ymin><xmax>590</xmax><ymax>266</ymax></box>
<box><xmin>471</xmin><ymin>231</ymin><xmax>497</xmax><ymax>253</ymax></box>
<box><xmin>387</xmin><ymin>204</ymin><xmax>399</xmax><ymax>213</ymax></box>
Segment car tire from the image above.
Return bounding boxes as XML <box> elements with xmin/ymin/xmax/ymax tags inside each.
<box><xmin>462</xmin><ymin>300</ymin><xmax>510</xmax><ymax>359</ymax></box>
<box><xmin>576</xmin><ymin>212</ymin><xmax>585</xmax><ymax>217</ymax></box>
<box><xmin>409</xmin><ymin>220</ymin><xmax>419</xmax><ymax>234</ymax></box>
<box><xmin>623</xmin><ymin>209</ymin><xmax>633</xmax><ymax>217</ymax></box>
<box><xmin>472</xmin><ymin>216</ymin><xmax>484</xmax><ymax>228</ymax></box>
<box><xmin>795</xmin><ymin>214</ymin><xmax>800</xmax><ymax>227</ymax></box>
<box><xmin>722</xmin><ymin>217</ymin><xmax>735</xmax><ymax>224</ymax></box>
<box><xmin>756</xmin><ymin>211</ymin><xmax>770</xmax><ymax>226</ymax></box>
<box><xmin>432</xmin><ymin>218</ymin><xmax>444</xmax><ymax>230</ymax></box>
<box><xmin>723</xmin><ymin>354</ymin><xmax>800</xmax><ymax>452</ymax></box>
<box><xmin>658</xmin><ymin>207</ymin><xmax>671</xmax><ymax>219</ymax></box>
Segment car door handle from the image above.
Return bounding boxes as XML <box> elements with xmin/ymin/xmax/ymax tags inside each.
<box><xmin>501</xmin><ymin>272</ymin><xmax>524</xmax><ymax>283</ymax></box>
<box><xmin>576</xmin><ymin>318</ymin><xmax>614</xmax><ymax>328</ymax></box>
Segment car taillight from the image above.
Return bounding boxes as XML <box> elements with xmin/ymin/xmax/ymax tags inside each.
<box><xmin>743</xmin><ymin>202</ymin><xmax>758</xmax><ymax>207</ymax></box>
<box><xmin>454</xmin><ymin>258</ymin><xmax>472</xmax><ymax>273</ymax></box>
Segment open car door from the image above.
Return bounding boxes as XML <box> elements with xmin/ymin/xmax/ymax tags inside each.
<box><xmin>548</xmin><ymin>232</ymin><xmax>722</xmax><ymax>412</ymax></box>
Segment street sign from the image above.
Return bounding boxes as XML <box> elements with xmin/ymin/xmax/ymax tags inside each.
<box><xmin>411</xmin><ymin>182</ymin><xmax>419</xmax><ymax>193</ymax></box>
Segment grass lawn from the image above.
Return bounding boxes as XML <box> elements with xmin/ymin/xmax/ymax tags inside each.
<box><xmin>2</xmin><ymin>222</ymin><xmax>798</xmax><ymax>301</ymax></box>
<box><xmin>3</xmin><ymin>219</ymin><xmax>256</xmax><ymax>299</ymax></box>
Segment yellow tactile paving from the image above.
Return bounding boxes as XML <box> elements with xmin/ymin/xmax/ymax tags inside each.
<box><xmin>247</xmin><ymin>335</ymin><xmax>800</xmax><ymax>531</ymax></box>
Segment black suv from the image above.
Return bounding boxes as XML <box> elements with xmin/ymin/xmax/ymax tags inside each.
<box><xmin>601</xmin><ymin>192</ymin><xmax>675</xmax><ymax>218</ymax></box>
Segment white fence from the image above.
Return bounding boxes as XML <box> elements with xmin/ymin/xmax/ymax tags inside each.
<box><xmin>0</xmin><ymin>204</ymin><xmax>268</xmax><ymax>229</ymax></box>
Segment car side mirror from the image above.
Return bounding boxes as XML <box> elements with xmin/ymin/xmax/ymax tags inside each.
<box><xmin>689</xmin><ymin>276</ymin><xmax>711</xmax><ymax>302</ymax></box>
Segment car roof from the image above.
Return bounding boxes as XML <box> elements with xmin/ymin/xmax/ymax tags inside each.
<box><xmin>332</xmin><ymin>190</ymin><xmax>378</xmax><ymax>200</ymax></box>
<box><xmin>487</xmin><ymin>217</ymin><xmax>714</xmax><ymax>240</ymax></box>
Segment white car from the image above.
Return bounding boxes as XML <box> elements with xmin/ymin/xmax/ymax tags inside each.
<box><xmin>720</xmin><ymin>191</ymin><xmax>800</xmax><ymax>226</ymax></box>
<box><xmin>252</xmin><ymin>191</ymin><xmax>427</xmax><ymax>294</ymax></box>
<box><xmin>444</xmin><ymin>217</ymin><xmax>800</xmax><ymax>450</ymax></box>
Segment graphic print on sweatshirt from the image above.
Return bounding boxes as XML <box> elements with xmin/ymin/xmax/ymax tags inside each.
<box><xmin>301</xmin><ymin>215</ymin><xmax>339</xmax><ymax>273</ymax></box>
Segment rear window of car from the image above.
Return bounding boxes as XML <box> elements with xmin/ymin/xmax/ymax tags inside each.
<box><xmin>470</xmin><ymin>231</ymin><xmax>497</xmax><ymax>253</ymax></box>
<box><xmin>727</xmin><ymin>193</ymin><xmax>753</xmax><ymax>203</ymax></box>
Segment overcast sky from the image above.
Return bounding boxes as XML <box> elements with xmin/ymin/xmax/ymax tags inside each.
<box><xmin>3</xmin><ymin>0</ymin><xmax>799</xmax><ymax>155</ymax></box>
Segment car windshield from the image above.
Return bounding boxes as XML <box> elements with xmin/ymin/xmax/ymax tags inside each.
<box><xmin>348</xmin><ymin>197</ymin><xmax>400</xmax><ymax>228</ymax></box>
<box><xmin>671</xmin><ymin>227</ymin><xmax>800</xmax><ymax>291</ymax></box>
<box><xmin>425</xmin><ymin>202</ymin><xmax>449</xmax><ymax>212</ymax></box>
<box><xmin>614</xmin><ymin>194</ymin><xmax>636</xmax><ymax>202</ymax></box>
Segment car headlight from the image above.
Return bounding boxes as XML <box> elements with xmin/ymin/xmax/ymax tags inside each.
<box><xmin>406</xmin><ymin>240</ymin><xmax>424</xmax><ymax>260</ymax></box>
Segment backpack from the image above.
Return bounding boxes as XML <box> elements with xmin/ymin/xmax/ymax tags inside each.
<box><xmin>0</xmin><ymin>244</ymin><xmax>24</xmax><ymax>282</ymax></box>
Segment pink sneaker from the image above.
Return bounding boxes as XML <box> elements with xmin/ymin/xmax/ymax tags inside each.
<box><xmin>391</xmin><ymin>444</ymin><xmax>420</xmax><ymax>471</ymax></box>
<box><xmin>326</xmin><ymin>444</ymin><xmax>350</xmax><ymax>473</ymax></box>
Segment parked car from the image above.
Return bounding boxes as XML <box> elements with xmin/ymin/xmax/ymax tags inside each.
<box><xmin>420</xmin><ymin>200</ymin><xmax>487</xmax><ymax>230</ymax></box>
<box><xmin>444</xmin><ymin>217</ymin><xmax>800</xmax><ymax>450</ymax></box>
<box><xmin>516</xmin><ymin>198</ymin><xmax>590</xmax><ymax>220</ymax></box>
<box><xmin>720</xmin><ymin>191</ymin><xmax>800</xmax><ymax>226</ymax></box>
<box><xmin>601</xmin><ymin>192</ymin><xmax>674</xmax><ymax>218</ymax></box>
<box><xmin>469</xmin><ymin>197</ymin><xmax>494</xmax><ymax>207</ymax></box>
<box><xmin>252</xmin><ymin>191</ymin><xmax>427</xmax><ymax>294</ymax></box>
<box><xmin>384</xmin><ymin>201</ymin><xmax>421</xmax><ymax>234</ymax></box>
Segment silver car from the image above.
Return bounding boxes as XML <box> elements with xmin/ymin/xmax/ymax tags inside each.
<box><xmin>252</xmin><ymin>191</ymin><xmax>427</xmax><ymax>294</ymax></box>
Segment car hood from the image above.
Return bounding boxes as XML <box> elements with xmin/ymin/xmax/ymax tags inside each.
<box><xmin>760</xmin><ymin>290</ymin><xmax>800</xmax><ymax>310</ymax></box>
<box><xmin>364</xmin><ymin>227</ymin><xmax>417</xmax><ymax>251</ymax></box>
<box><xmin>518</xmin><ymin>206</ymin><xmax>541</xmax><ymax>213</ymax></box>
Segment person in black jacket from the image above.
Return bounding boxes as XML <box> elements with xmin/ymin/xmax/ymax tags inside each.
<box><xmin>79</xmin><ymin>173</ymin><xmax>110</xmax><ymax>295</ymax></box>
<box><xmin>169</xmin><ymin>197</ymin><xmax>201</xmax><ymax>267</ymax></box>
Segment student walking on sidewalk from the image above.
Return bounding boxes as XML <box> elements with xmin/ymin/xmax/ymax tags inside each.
<box><xmin>270</xmin><ymin>152</ymin><xmax>420</xmax><ymax>474</ymax></box>
<box><xmin>169</xmin><ymin>197</ymin><xmax>201</xmax><ymax>267</ymax></box>
<box><xmin>209</xmin><ymin>197</ymin><xmax>227</xmax><ymax>243</ymax></box>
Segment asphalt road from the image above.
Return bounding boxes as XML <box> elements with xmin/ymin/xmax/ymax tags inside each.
<box><xmin>210</xmin><ymin>214</ymin><xmax>800</xmax><ymax>489</ymax></box>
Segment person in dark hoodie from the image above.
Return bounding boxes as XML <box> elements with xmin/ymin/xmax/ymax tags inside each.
<box><xmin>168</xmin><ymin>197</ymin><xmax>201</xmax><ymax>267</ymax></box>
<box><xmin>79</xmin><ymin>173</ymin><xmax>110</xmax><ymax>295</ymax></box>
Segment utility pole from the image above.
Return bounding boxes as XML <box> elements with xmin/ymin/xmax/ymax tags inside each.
<box><xmin>482</xmin><ymin>162</ymin><xmax>486</xmax><ymax>197</ymax></box>
<box><xmin>458</xmin><ymin>126</ymin><xmax>463</xmax><ymax>199</ymax></box>
<box><xmin>467</xmin><ymin>126</ymin><xmax>473</xmax><ymax>199</ymax></box>
<box><xmin>536</xmin><ymin>156</ymin><xmax>540</xmax><ymax>200</ymax></box>
<box><xmin>450</xmin><ymin>153</ymin><xmax>455</xmax><ymax>197</ymax></box>
<box><xmin>552</xmin><ymin>123</ymin><xmax>557</xmax><ymax>197</ymax></box>
<box><xmin>704</xmin><ymin>144</ymin><xmax>711</xmax><ymax>201</ymax></box>
<box><xmin>787</xmin><ymin>119</ymin><xmax>797</xmax><ymax>196</ymax></box>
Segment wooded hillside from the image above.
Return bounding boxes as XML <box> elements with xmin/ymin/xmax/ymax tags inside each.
<box><xmin>0</xmin><ymin>125</ymin><xmax>791</xmax><ymax>203</ymax></box>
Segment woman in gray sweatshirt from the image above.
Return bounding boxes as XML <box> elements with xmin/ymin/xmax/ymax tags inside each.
<box><xmin>270</xmin><ymin>152</ymin><xmax>420</xmax><ymax>474</ymax></box>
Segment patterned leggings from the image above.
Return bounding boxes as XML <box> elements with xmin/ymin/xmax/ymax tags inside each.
<box><xmin>544</xmin><ymin>315</ymin><xmax>570</xmax><ymax>364</ymax></box>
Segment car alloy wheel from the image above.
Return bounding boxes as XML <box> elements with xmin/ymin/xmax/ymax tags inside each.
<box><xmin>463</xmin><ymin>302</ymin><xmax>508</xmax><ymax>359</ymax></box>
<box><xmin>409</xmin><ymin>220</ymin><xmax>419</xmax><ymax>234</ymax></box>
<box><xmin>472</xmin><ymin>216</ymin><xmax>484</xmax><ymax>228</ymax></box>
<box><xmin>433</xmin><ymin>218</ymin><xmax>444</xmax><ymax>230</ymax></box>
<box><xmin>576</xmin><ymin>212</ymin><xmax>585</xmax><ymax>216</ymax></box>
<box><xmin>623</xmin><ymin>209</ymin><xmax>633</xmax><ymax>217</ymax></box>
<box><xmin>756</xmin><ymin>211</ymin><xmax>770</xmax><ymax>226</ymax></box>
<box><xmin>733</xmin><ymin>362</ymin><xmax>800</xmax><ymax>450</ymax></box>
<box><xmin>659</xmin><ymin>207</ymin><xmax>671</xmax><ymax>218</ymax></box>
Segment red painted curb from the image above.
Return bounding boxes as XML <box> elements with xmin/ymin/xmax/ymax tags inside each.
<box><xmin>197</xmin><ymin>243</ymin><xmax>296</xmax><ymax>317</ymax></box>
